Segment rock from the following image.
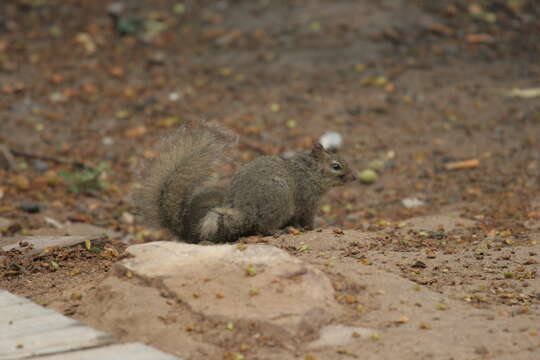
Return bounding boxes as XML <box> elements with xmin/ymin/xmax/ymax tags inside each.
<box><xmin>308</xmin><ymin>325</ymin><xmax>377</xmax><ymax>349</ymax></box>
<box><xmin>111</xmin><ymin>242</ymin><xmax>340</xmax><ymax>338</ymax></box>
<box><xmin>401</xmin><ymin>197</ymin><xmax>425</xmax><ymax>208</ymax></box>
<box><xmin>102</xmin><ymin>137</ymin><xmax>114</xmax><ymax>146</ymax></box>
<box><xmin>120</xmin><ymin>212</ymin><xmax>134</xmax><ymax>224</ymax></box>
<box><xmin>319</xmin><ymin>132</ymin><xmax>343</xmax><ymax>152</ymax></box>
<box><xmin>19</xmin><ymin>202</ymin><xmax>41</xmax><ymax>213</ymax></box>
<box><xmin>148</xmin><ymin>51</ymin><xmax>166</xmax><ymax>65</ymax></box>
<box><xmin>1</xmin><ymin>235</ymin><xmax>107</xmax><ymax>255</ymax></box>
<box><xmin>32</xmin><ymin>159</ymin><xmax>48</xmax><ymax>172</ymax></box>
<box><xmin>106</xmin><ymin>2</ymin><xmax>124</xmax><ymax>16</ymax></box>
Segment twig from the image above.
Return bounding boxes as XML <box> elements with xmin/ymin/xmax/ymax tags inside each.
<box><xmin>9</xmin><ymin>149</ymin><xmax>91</xmax><ymax>169</ymax></box>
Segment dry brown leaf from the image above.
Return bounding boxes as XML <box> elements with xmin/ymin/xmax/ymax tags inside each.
<box><xmin>466</xmin><ymin>34</ymin><xmax>494</xmax><ymax>44</ymax></box>
<box><xmin>445</xmin><ymin>159</ymin><xmax>480</xmax><ymax>170</ymax></box>
<box><xmin>124</xmin><ymin>126</ymin><xmax>147</xmax><ymax>138</ymax></box>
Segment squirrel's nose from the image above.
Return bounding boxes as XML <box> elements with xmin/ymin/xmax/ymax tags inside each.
<box><xmin>349</xmin><ymin>173</ymin><xmax>357</xmax><ymax>182</ymax></box>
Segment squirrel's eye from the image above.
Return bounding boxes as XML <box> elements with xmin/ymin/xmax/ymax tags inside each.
<box><xmin>331</xmin><ymin>163</ymin><xmax>342</xmax><ymax>171</ymax></box>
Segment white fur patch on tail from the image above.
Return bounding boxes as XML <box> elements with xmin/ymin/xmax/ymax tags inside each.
<box><xmin>199</xmin><ymin>207</ymin><xmax>244</xmax><ymax>241</ymax></box>
<box><xmin>199</xmin><ymin>211</ymin><xmax>220</xmax><ymax>241</ymax></box>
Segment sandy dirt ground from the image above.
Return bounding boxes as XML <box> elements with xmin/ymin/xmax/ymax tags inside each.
<box><xmin>1</xmin><ymin>0</ymin><xmax>540</xmax><ymax>359</ymax></box>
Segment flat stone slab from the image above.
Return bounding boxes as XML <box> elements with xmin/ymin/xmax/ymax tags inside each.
<box><xmin>116</xmin><ymin>242</ymin><xmax>340</xmax><ymax>336</ymax></box>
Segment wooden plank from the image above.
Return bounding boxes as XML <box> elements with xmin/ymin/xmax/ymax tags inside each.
<box><xmin>36</xmin><ymin>343</ymin><xmax>182</xmax><ymax>360</ymax></box>
<box><xmin>1</xmin><ymin>303</ymin><xmax>59</xmax><ymax>322</ymax></box>
<box><xmin>0</xmin><ymin>324</ymin><xmax>113</xmax><ymax>360</ymax></box>
<box><xmin>1</xmin><ymin>235</ymin><xmax>107</xmax><ymax>256</ymax></box>
<box><xmin>0</xmin><ymin>290</ymin><xmax>30</xmax><ymax>307</ymax></box>
<box><xmin>1</xmin><ymin>313</ymin><xmax>79</xmax><ymax>340</ymax></box>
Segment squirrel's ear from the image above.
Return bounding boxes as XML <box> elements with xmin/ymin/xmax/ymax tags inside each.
<box><xmin>310</xmin><ymin>143</ymin><xmax>325</xmax><ymax>160</ymax></box>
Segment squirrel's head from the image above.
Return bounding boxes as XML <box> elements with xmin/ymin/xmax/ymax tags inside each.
<box><xmin>310</xmin><ymin>143</ymin><xmax>356</xmax><ymax>188</ymax></box>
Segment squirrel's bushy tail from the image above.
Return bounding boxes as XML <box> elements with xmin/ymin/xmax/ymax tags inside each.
<box><xmin>134</xmin><ymin>120</ymin><xmax>237</xmax><ymax>239</ymax></box>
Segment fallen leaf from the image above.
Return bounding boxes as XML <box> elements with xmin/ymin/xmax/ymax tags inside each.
<box><xmin>397</xmin><ymin>316</ymin><xmax>409</xmax><ymax>323</ymax></box>
<box><xmin>428</xmin><ymin>24</ymin><xmax>454</xmax><ymax>36</ymax></box>
<box><xmin>245</xmin><ymin>264</ymin><xmax>257</xmax><ymax>277</ymax></box>
<box><xmin>157</xmin><ymin>116</ymin><xmax>181</xmax><ymax>127</ymax></box>
<box><xmin>109</xmin><ymin>66</ymin><xmax>125</xmax><ymax>78</ymax></box>
<box><xmin>445</xmin><ymin>159</ymin><xmax>480</xmax><ymax>170</ymax></box>
<box><xmin>466</xmin><ymin>34</ymin><xmax>494</xmax><ymax>44</ymax></box>
<box><xmin>288</xmin><ymin>228</ymin><xmax>301</xmax><ymax>235</ymax></box>
<box><xmin>14</xmin><ymin>175</ymin><xmax>30</xmax><ymax>190</ymax></box>
<box><xmin>124</xmin><ymin>126</ymin><xmax>147</xmax><ymax>137</ymax></box>
<box><xmin>509</xmin><ymin>88</ymin><xmax>540</xmax><ymax>98</ymax></box>
<box><xmin>436</xmin><ymin>303</ymin><xmax>449</xmax><ymax>310</ymax></box>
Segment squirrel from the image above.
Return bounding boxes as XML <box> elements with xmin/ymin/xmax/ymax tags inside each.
<box><xmin>135</xmin><ymin>120</ymin><xmax>356</xmax><ymax>243</ymax></box>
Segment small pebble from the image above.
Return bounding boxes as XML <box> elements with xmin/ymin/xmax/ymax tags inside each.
<box><xmin>121</xmin><ymin>211</ymin><xmax>134</xmax><ymax>224</ymax></box>
<box><xmin>401</xmin><ymin>197</ymin><xmax>425</xmax><ymax>208</ymax></box>
<box><xmin>281</xmin><ymin>151</ymin><xmax>296</xmax><ymax>159</ymax></box>
<box><xmin>168</xmin><ymin>92</ymin><xmax>181</xmax><ymax>101</ymax></box>
<box><xmin>107</xmin><ymin>2</ymin><xmax>124</xmax><ymax>15</ymax></box>
<box><xmin>19</xmin><ymin>202</ymin><xmax>41</xmax><ymax>214</ymax></box>
<box><xmin>319</xmin><ymin>131</ymin><xmax>343</xmax><ymax>152</ymax></box>
<box><xmin>148</xmin><ymin>51</ymin><xmax>166</xmax><ymax>65</ymax></box>
<box><xmin>102</xmin><ymin>137</ymin><xmax>114</xmax><ymax>146</ymax></box>
<box><xmin>32</xmin><ymin>160</ymin><xmax>48</xmax><ymax>173</ymax></box>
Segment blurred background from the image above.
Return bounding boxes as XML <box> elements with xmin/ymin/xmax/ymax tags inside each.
<box><xmin>0</xmin><ymin>0</ymin><xmax>539</xmax><ymax>242</ymax></box>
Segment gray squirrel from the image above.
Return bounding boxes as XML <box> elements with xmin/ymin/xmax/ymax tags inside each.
<box><xmin>135</xmin><ymin>120</ymin><xmax>356</xmax><ymax>243</ymax></box>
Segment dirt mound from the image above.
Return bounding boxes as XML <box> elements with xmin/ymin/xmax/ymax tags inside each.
<box><xmin>76</xmin><ymin>231</ymin><xmax>540</xmax><ymax>360</ymax></box>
